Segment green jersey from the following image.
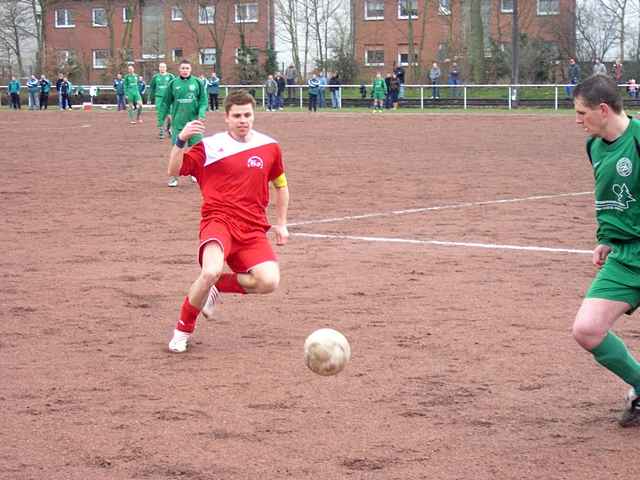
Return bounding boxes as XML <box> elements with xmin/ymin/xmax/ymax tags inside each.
<box><xmin>162</xmin><ymin>75</ymin><xmax>208</xmax><ymax>144</ymax></box>
<box><xmin>589</xmin><ymin>117</ymin><xmax>640</xmax><ymax>244</ymax></box>
<box><xmin>149</xmin><ymin>72</ymin><xmax>174</xmax><ymax>104</ymax></box>
<box><xmin>123</xmin><ymin>73</ymin><xmax>139</xmax><ymax>96</ymax></box>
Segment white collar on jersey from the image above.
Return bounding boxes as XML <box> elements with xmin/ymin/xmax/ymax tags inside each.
<box><xmin>202</xmin><ymin>130</ymin><xmax>277</xmax><ymax>167</ymax></box>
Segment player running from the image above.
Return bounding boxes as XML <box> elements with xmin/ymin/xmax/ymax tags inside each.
<box><xmin>123</xmin><ymin>64</ymin><xmax>143</xmax><ymax>124</ymax></box>
<box><xmin>162</xmin><ymin>59</ymin><xmax>208</xmax><ymax>187</ymax></box>
<box><xmin>572</xmin><ymin>74</ymin><xmax>640</xmax><ymax>427</ymax></box>
<box><xmin>148</xmin><ymin>62</ymin><xmax>174</xmax><ymax>139</ymax></box>
<box><xmin>166</xmin><ymin>90</ymin><xmax>290</xmax><ymax>353</ymax></box>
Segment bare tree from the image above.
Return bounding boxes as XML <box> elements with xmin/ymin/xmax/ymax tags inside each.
<box><xmin>0</xmin><ymin>0</ymin><xmax>32</xmax><ymax>75</ymax></box>
<box><xmin>576</xmin><ymin>0</ymin><xmax>618</xmax><ymax>62</ymax></box>
<box><xmin>598</xmin><ymin>0</ymin><xmax>630</xmax><ymax>61</ymax></box>
<box><xmin>274</xmin><ymin>0</ymin><xmax>301</xmax><ymax>79</ymax></box>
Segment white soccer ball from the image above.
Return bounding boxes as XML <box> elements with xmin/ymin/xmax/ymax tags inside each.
<box><xmin>304</xmin><ymin>328</ymin><xmax>351</xmax><ymax>376</ymax></box>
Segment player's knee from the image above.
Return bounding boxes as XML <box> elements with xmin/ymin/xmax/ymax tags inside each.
<box><xmin>572</xmin><ymin>315</ymin><xmax>604</xmax><ymax>350</ymax></box>
<box><xmin>254</xmin><ymin>270</ymin><xmax>280</xmax><ymax>293</ymax></box>
<box><xmin>199</xmin><ymin>266</ymin><xmax>222</xmax><ymax>287</ymax></box>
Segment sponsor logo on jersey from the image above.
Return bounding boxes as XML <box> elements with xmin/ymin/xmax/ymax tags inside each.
<box><xmin>247</xmin><ymin>156</ymin><xmax>264</xmax><ymax>168</ymax></box>
<box><xmin>617</xmin><ymin>157</ymin><xmax>633</xmax><ymax>177</ymax></box>
<box><xmin>595</xmin><ymin>183</ymin><xmax>636</xmax><ymax>211</ymax></box>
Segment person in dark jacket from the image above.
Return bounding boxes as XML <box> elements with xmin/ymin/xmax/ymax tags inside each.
<box><xmin>329</xmin><ymin>73</ymin><xmax>341</xmax><ymax>109</ymax></box>
<box><xmin>113</xmin><ymin>73</ymin><xmax>126</xmax><ymax>111</ymax></box>
<box><xmin>39</xmin><ymin>75</ymin><xmax>51</xmax><ymax>109</ymax></box>
<box><xmin>275</xmin><ymin>72</ymin><xmax>286</xmax><ymax>110</ymax></box>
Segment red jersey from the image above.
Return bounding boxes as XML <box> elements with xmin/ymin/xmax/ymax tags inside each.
<box><xmin>180</xmin><ymin>130</ymin><xmax>284</xmax><ymax>232</ymax></box>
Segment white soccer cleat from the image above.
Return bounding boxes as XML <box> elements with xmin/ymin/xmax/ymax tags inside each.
<box><xmin>191</xmin><ymin>176</ymin><xmax>198</xmax><ymax>184</ymax></box>
<box><xmin>167</xmin><ymin>176</ymin><xmax>178</xmax><ymax>188</ymax></box>
<box><xmin>168</xmin><ymin>329</ymin><xmax>191</xmax><ymax>353</ymax></box>
<box><xmin>201</xmin><ymin>285</ymin><xmax>220</xmax><ymax>321</ymax></box>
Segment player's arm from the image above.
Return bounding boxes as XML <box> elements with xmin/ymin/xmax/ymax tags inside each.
<box><xmin>271</xmin><ymin>173</ymin><xmax>290</xmax><ymax>246</ymax></box>
<box><xmin>167</xmin><ymin>120</ymin><xmax>205</xmax><ymax>176</ymax></box>
<box><xmin>149</xmin><ymin>76</ymin><xmax>156</xmax><ymax>104</ymax></box>
<box><xmin>198</xmin><ymin>85</ymin><xmax>208</xmax><ymax>119</ymax></box>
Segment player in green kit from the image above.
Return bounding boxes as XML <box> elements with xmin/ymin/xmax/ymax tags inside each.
<box><xmin>124</xmin><ymin>64</ymin><xmax>143</xmax><ymax>124</ymax></box>
<box><xmin>162</xmin><ymin>59</ymin><xmax>208</xmax><ymax>187</ymax></box>
<box><xmin>149</xmin><ymin>62</ymin><xmax>174</xmax><ymax>139</ymax></box>
<box><xmin>572</xmin><ymin>74</ymin><xmax>640</xmax><ymax>427</ymax></box>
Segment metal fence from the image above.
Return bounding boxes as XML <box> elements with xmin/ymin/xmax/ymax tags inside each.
<box><xmin>2</xmin><ymin>83</ymin><xmax>639</xmax><ymax>110</ymax></box>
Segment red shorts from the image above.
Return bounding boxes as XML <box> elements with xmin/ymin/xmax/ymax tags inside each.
<box><xmin>198</xmin><ymin>221</ymin><xmax>276</xmax><ymax>273</ymax></box>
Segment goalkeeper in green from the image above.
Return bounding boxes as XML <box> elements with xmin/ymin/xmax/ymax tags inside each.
<box><xmin>162</xmin><ymin>59</ymin><xmax>208</xmax><ymax>187</ymax></box>
<box><xmin>149</xmin><ymin>62</ymin><xmax>174</xmax><ymax>139</ymax></box>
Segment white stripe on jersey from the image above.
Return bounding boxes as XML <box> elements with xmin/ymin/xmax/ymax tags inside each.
<box><xmin>202</xmin><ymin>130</ymin><xmax>277</xmax><ymax>167</ymax></box>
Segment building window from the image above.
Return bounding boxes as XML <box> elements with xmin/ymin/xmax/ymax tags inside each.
<box><xmin>200</xmin><ymin>48</ymin><xmax>217</xmax><ymax>65</ymax></box>
<box><xmin>365</xmin><ymin>48</ymin><xmax>384</xmax><ymax>66</ymax></box>
<box><xmin>54</xmin><ymin>9</ymin><xmax>74</xmax><ymax>28</ymax></box>
<box><xmin>199</xmin><ymin>5</ymin><xmax>215</xmax><ymax>23</ymax></box>
<box><xmin>172</xmin><ymin>48</ymin><xmax>184</xmax><ymax>62</ymax></box>
<box><xmin>438</xmin><ymin>0</ymin><xmax>450</xmax><ymax>15</ymax></box>
<box><xmin>56</xmin><ymin>49</ymin><xmax>74</xmax><ymax>67</ymax></box>
<box><xmin>171</xmin><ymin>6</ymin><xmax>184</xmax><ymax>21</ymax></box>
<box><xmin>501</xmin><ymin>0</ymin><xmax>513</xmax><ymax>12</ymax></box>
<box><xmin>397</xmin><ymin>46</ymin><xmax>418</xmax><ymax>66</ymax></box>
<box><xmin>92</xmin><ymin>8</ymin><xmax>108</xmax><ymax>27</ymax></box>
<box><xmin>397</xmin><ymin>0</ymin><xmax>418</xmax><ymax>19</ymax></box>
<box><xmin>364</xmin><ymin>0</ymin><xmax>384</xmax><ymax>20</ymax></box>
<box><xmin>235</xmin><ymin>47</ymin><xmax>259</xmax><ymax>64</ymax></box>
<box><xmin>123</xmin><ymin>7</ymin><xmax>133</xmax><ymax>22</ymax></box>
<box><xmin>235</xmin><ymin>3</ymin><xmax>258</xmax><ymax>23</ymax></box>
<box><xmin>537</xmin><ymin>0</ymin><xmax>559</xmax><ymax>15</ymax></box>
<box><xmin>93</xmin><ymin>49</ymin><xmax>109</xmax><ymax>69</ymax></box>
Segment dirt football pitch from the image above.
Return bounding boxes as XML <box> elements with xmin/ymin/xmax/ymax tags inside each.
<box><xmin>3</xmin><ymin>107</ymin><xmax>640</xmax><ymax>479</ymax></box>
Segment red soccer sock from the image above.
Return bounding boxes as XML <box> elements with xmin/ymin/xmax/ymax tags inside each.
<box><xmin>215</xmin><ymin>273</ymin><xmax>247</xmax><ymax>294</ymax></box>
<box><xmin>176</xmin><ymin>296</ymin><xmax>200</xmax><ymax>333</ymax></box>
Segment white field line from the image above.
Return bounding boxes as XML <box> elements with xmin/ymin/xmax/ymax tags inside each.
<box><xmin>291</xmin><ymin>232</ymin><xmax>592</xmax><ymax>255</ymax></box>
<box><xmin>288</xmin><ymin>191</ymin><xmax>592</xmax><ymax>227</ymax></box>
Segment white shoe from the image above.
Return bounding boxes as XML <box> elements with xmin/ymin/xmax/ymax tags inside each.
<box><xmin>191</xmin><ymin>176</ymin><xmax>198</xmax><ymax>184</ymax></box>
<box><xmin>201</xmin><ymin>285</ymin><xmax>220</xmax><ymax>320</ymax></box>
<box><xmin>168</xmin><ymin>329</ymin><xmax>191</xmax><ymax>353</ymax></box>
<box><xmin>167</xmin><ymin>176</ymin><xmax>178</xmax><ymax>187</ymax></box>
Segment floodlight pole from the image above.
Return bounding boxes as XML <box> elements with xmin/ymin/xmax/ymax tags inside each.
<box><xmin>511</xmin><ymin>0</ymin><xmax>519</xmax><ymax>106</ymax></box>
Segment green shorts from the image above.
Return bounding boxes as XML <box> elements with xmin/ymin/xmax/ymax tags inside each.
<box><xmin>126</xmin><ymin>92</ymin><xmax>142</xmax><ymax>105</ymax></box>
<box><xmin>586</xmin><ymin>240</ymin><xmax>640</xmax><ymax>312</ymax></box>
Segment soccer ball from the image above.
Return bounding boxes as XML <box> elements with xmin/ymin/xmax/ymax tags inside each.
<box><xmin>304</xmin><ymin>328</ymin><xmax>351</xmax><ymax>376</ymax></box>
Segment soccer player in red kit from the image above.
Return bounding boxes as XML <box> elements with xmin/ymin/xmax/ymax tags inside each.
<box><xmin>167</xmin><ymin>90</ymin><xmax>290</xmax><ymax>353</ymax></box>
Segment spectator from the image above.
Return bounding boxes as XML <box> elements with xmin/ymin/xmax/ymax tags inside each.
<box><xmin>27</xmin><ymin>75</ymin><xmax>40</xmax><ymax>110</ymax></box>
<box><xmin>55</xmin><ymin>73</ymin><xmax>64</xmax><ymax>110</ymax></box>
<box><xmin>613</xmin><ymin>59</ymin><xmax>624</xmax><ymax>83</ymax></box>
<box><xmin>448</xmin><ymin>62</ymin><xmax>461</xmax><ymax>97</ymax></box>
<box><xmin>138</xmin><ymin>75</ymin><xmax>147</xmax><ymax>98</ymax></box>
<box><xmin>307</xmin><ymin>73</ymin><xmax>320</xmax><ymax>112</ymax></box>
<box><xmin>113</xmin><ymin>73</ymin><xmax>126</xmax><ymax>111</ymax></box>
<box><xmin>8</xmin><ymin>76</ymin><xmax>21</xmax><ymax>110</ymax></box>
<box><xmin>275</xmin><ymin>72</ymin><xmax>286</xmax><ymax>110</ymax></box>
<box><xmin>265</xmin><ymin>74</ymin><xmax>278</xmax><ymax>111</ymax></box>
<box><xmin>429</xmin><ymin>62</ymin><xmax>441</xmax><ymax>99</ymax></box>
<box><xmin>60</xmin><ymin>76</ymin><xmax>72</xmax><ymax>110</ymax></box>
<box><xmin>285</xmin><ymin>64</ymin><xmax>297</xmax><ymax>99</ymax></box>
<box><xmin>371</xmin><ymin>72</ymin><xmax>387</xmax><ymax>112</ymax></box>
<box><xmin>384</xmin><ymin>73</ymin><xmax>392</xmax><ymax>109</ymax></box>
<box><xmin>389</xmin><ymin>73</ymin><xmax>401</xmax><ymax>109</ymax></box>
<box><xmin>393</xmin><ymin>62</ymin><xmax>405</xmax><ymax>98</ymax></box>
<box><xmin>593</xmin><ymin>59</ymin><xmax>607</xmax><ymax>76</ymax></box>
<box><xmin>359</xmin><ymin>83</ymin><xmax>367</xmax><ymax>99</ymax></box>
<box><xmin>206</xmin><ymin>71</ymin><xmax>220</xmax><ymax>111</ymax></box>
<box><xmin>318</xmin><ymin>71</ymin><xmax>327</xmax><ymax>108</ymax></box>
<box><xmin>39</xmin><ymin>74</ymin><xmax>51</xmax><ymax>110</ymax></box>
<box><xmin>329</xmin><ymin>72</ymin><xmax>341</xmax><ymax>109</ymax></box>
<box><xmin>566</xmin><ymin>57</ymin><xmax>581</xmax><ymax>98</ymax></box>
<box><xmin>628</xmin><ymin>78</ymin><xmax>638</xmax><ymax>99</ymax></box>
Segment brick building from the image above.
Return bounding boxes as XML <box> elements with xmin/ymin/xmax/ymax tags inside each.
<box><xmin>44</xmin><ymin>0</ymin><xmax>275</xmax><ymax>83</ymax></box>
<box><xmin>353</xmin><ymin>0</ymin><xmax>576</xmax><ymax>82</ymax></box>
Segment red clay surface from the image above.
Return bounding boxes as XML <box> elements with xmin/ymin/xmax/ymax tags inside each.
<box><xmin>2</xmin><ymin>107</ymin><xmax>640</xmax><ymax>479</ymax></box>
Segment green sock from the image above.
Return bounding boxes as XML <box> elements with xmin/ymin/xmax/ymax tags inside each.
<box><xmin>592</xmin><ymin>331</ymin><xmax>640</xmax><ymax>393</ymax></box>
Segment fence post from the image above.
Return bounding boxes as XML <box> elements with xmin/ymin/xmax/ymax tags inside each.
<box><xmin>554</xmin><ymin>85</ymin><xmax>558</xmax><ymax>111</ymax></box>
<box><xmin>463</xmin><ymin>86</ymin><xmax>467</xmax><ymax>110</ymax></box>
<box><xmin>508</xmin><ymin>86</ymin><xmax>512</xmax><ymax>110</ymax></box>
<box><xmin>420</xmin><ymin>86</ymin><xmax>423</xmax><ymax>109</ymax></box>
<box><xmin>299</xmin><ymin>86</ymin><xmax>303</xmax><ymax>110</ymax></box>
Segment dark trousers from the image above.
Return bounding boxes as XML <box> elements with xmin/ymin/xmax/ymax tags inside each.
<box><xmin>287</xmin><ymin>79</ymin><xmax>295</xmax><ymax>98</ymax></box>
<box><xmin>209</xmin><ymin>93</ymin><xmax>219</xmax><ymax>111</ymax></box>
<box><xmin>431</xmin><ymin>81</ymin><xmax>439</xmax><ymax>98</ymax></box>
<box><xmin>10</xmin><ymin>93</ymin><xmax>20</xmax><ymax>109</ymax></box>
<box><xmin>116</xmin><ymin>93</ymin><xmax>126</xmax><ymax>111</ymax></box>
<box><xmin>308</xmin><ymin>94</ymin><xmax>318</xmax><ymax>111</ymax></box>
<box><xmin>40</xmin><ymin>93</ymin><xmax>49</xmax><ymax>109</ymax></box>
<box><xmin>61</xmin><ymin>93</ymin><xmax>71</xmax><ymax>110</ymax></box>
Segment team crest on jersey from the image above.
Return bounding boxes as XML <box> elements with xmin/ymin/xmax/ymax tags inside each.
<box><xmin>247</xmin><ymin>156</ymin><xmax>264</xmax><ymax>168</ymax></box>
<box><xmin>189</xmin><ymin>84</ymin><xmax>196</xmax><ymax>92</ymax></box>
<box><xmin>617</xmin><ymin>157</ymin><xmax>633</xmax><ymax>177</ymax></box>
